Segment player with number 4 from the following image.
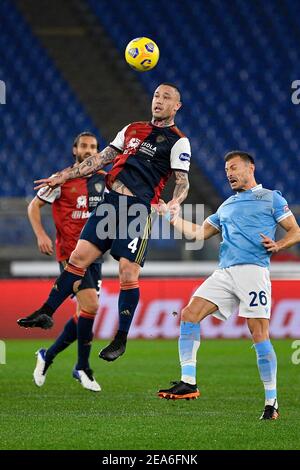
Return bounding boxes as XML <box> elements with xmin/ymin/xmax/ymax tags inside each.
<box><xmin>17</xmin><ymin>83</ymin><xmax>191</xmax><ymax>363</ymax></box>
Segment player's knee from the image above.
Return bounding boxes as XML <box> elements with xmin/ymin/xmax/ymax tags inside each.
<box><xmin>250</xmin><ymin>325</ymin><xmax>269</xmax><ymax>343</ymax></box>
<box><xmin>119</xmin><ymin>271</ymin><xmax>135</xmax><ymax>284</ymax></box>
<box><xmin>248</xmin><ymin>319</ymin><xmax>269</xmax><ymax>343</ymax></box>
<box><xmin>252</xmin><ymin>331</ymin><xmax>269</xmax><ymax>343</ymax></box>
<box><xmin>79</xmin><ymin>292</ymin><xmax>99</xmax><ymax>315</ymax></box>
<box><xmin>119</xmin><ymin>264</ymin><xmax>139</xmax><ymax>284</ymax></box>
<box><xmin>69</xmin><ymin>249</ymin><xmax>87</xmax><ymax>268</ymax></box>
<box><xmin>181</xmin><ymin>306</ymin><xmax>197</xmax><ymax>323</ymax></box>
<box><xmin>80</xmin><ymin>301</ymin><xmax>99</xmax><ymax>315</ymax></box>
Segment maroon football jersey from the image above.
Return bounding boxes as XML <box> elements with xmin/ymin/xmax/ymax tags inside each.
<box><xmin>107</xmin><ymin>121</ymin><xmax>191</xmax><ymax>204</ymax></box>
<box><xmin>37</xmin><ymin>171</ymin><xmax>106</xmax><ymax>261</ymax></box>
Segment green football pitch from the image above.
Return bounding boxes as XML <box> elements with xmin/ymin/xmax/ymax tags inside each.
<box><xmin>0</xmin><ymin>339</ymin><xmax>299</xmax><ymax>450</ymax></box>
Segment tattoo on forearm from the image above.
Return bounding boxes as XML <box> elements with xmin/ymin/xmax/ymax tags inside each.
<box><xmin>65</xmin><ymin>147</ymin><xmax>118</xmax><ymax>180</ymax></box>
<box><xmin>173</xmin><ymin>171</ymin><xmax>189</xmax><ymax>203</ymax></box>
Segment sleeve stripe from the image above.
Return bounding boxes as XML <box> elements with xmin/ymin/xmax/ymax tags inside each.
<box><xmin>171</xmin><ymin>168</ymin><xmax>189</xmax><ymax>173</ymax></box>
<box><xmin>207</xmin><ymin>218</ymin><xmax>220</xmax><ymax>231</ymax></box>
<box><xmin>109</xmin><ymin>144</ymin><xmax>122</xmax><ymax>153</ymax></box>
<box><xmin>276</xmin><ymin>211</ymin><xmax>293</xmax><ymax>222</ymax></box>
<box><xmin>37</xmin><ymin>195</ymin><xmax>52</xmax><ymax>204</ymax></box>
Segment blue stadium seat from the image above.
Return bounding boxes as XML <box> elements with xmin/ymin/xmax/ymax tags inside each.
<box><xmin>0</xmin><ymin>0</ymin><xmax>103</xmax><ymax>197</ymax></box>
<box><xmin>88</xmin><ymin>0</ymin><xmax>300</xmax><ymax>204</ymax></box>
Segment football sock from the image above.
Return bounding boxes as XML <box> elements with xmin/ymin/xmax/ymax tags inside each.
<box><xmin>76</xmin><ymin>311</ymin><xmax>95</xmax><ymax>370</ymax></box>
<box><xmin>44</xmin><ymin>316</ymin><xmax>78</xmax><ymax>369</ymax></box>
<box><xmin>117</xmin><ymin>281</ymin><xmax>140</xmax><ymax>335</ymax></box>
<box><xmin>179</xmin><ymin>321</ymin><xmax>201</xmax><ymax>385</ymax></box>
<box><xmin>254</xmin><ymin>339</ymin><xmax>277</xmax><ymax>405</ymax></box>
<box><xmin>114</xmin><ymin>330</ymin><xmax>128</xmax><ymax>342</ymax></box>
<box><xmin>45</xmin><ymin>263</ymin><xmax>86</xmax><ymax>314</ymax></box>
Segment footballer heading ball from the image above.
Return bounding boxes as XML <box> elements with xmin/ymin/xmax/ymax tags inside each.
<box><xmin>125</xmin><ymin>37</ymin><xmax>159</xmax><ymax>72</ymax></box>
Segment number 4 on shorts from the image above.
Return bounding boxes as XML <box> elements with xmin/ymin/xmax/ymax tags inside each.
<box><xmin>128</xmin><ymin>237</ymin><xmax>139</xmax><ymax>253</ymax></box>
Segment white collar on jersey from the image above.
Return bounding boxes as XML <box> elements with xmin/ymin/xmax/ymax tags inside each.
<box><xmin>250</xmin><ymin>184</ymin><xmax>263</xmax><ymax>192</ymax></box>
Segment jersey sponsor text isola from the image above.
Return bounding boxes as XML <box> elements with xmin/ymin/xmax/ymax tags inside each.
<box><xmin>106</xmin><ymin>121</ymin><xmax>191</xmax><ymax>204</ymax></box>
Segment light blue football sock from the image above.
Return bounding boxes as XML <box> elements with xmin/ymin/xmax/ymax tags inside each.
<box><xmin>254</xmin><ymin>339</ymin><xmax>277</xmax><ymax>404</ymax></box>
<box><xmin>179</xmin><ymin>321</ymin><xmax>200</xmax><ymax>385</ymax></box>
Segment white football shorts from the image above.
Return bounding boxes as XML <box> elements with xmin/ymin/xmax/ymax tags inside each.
<box><xmin>193</xmin><ymin>264</ymin><xmax>272</xmax><ymax>321</ymax></box>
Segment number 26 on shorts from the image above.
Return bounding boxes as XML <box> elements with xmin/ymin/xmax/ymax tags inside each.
<box><xmin>248</xmin><ymin>290</ymin><xmax>268</xmax><ymax>307</ymax></box>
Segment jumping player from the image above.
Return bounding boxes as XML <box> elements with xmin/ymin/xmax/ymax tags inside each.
<box><xmin>18</xmin><ymin>83</ymin><xmax>191</xmax><ymax>364</ymax></box>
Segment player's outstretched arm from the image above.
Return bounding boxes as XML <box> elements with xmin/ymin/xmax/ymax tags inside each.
<box><xmin>260</xmin><ymin>214</ymin><xmax>300</xmax><ymax>252</ymax></box>
<box><xmin>171</xmin><ymin>170</ymin><xmax>190</xmax><ymax>204</ymax></box>
<box><xmin>34</xmin><ymin>146</ymin><xmax>119</xmax><ymax>190</ymax></box>
<box><xmin>157</xmin><ymin>199</ymin><xmax>219</xmax><ymax>241</ymax></box>
<box><xmin>172</xmin><ymin>217</ymin><xmax>219</xmax><ymax>241</ymax></box>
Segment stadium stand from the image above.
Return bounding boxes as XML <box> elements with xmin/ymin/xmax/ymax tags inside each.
<box><xmin>3</xmin><ymin>0</ymin><xmax>299</xmax><ymax>203</ymax></box>
<box><xmin>0</xmin><ymin>0</ymin><xmax>299</xmax><ymax>263</ymax></box>
<box><xmin>0</xmin><ymin>0</ymin><xmax>101</xmax><ymax>197</ymax></box>
<box><xmin>88</xmin><ymin>0</ymin><xmax>300</xmax><ymax>204</ymax></box>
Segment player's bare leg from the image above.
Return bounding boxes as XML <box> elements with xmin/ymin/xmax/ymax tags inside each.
<box><xmin>158</xmin><ymin>296</ymin><xmax>218</xmax><ymax>400</ymax></box>
<box><xmin>99</xmin><ymin>258</ymin><xmax>140</xmax><ymax>361</ymax></box>
<box><xmin>247</xmin><ymin>318</ymin><xmax>279</xmax><ymax>420</ymax></box>
<box><xmin>17</xmin><ymin>240</ymin><xmax>102</xmax><ymax>329</ymax></box>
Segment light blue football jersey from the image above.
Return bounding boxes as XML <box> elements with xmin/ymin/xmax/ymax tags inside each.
<box><xmin>208</xmin><ymin>184</ymin><xmax>292</xmax><ymax>268</ymax></box>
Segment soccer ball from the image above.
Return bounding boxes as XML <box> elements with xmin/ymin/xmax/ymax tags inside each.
<box><xmin>125</xmin><ymin>37</ymin><xmax>159</xmax><ymax>72</ymax></box>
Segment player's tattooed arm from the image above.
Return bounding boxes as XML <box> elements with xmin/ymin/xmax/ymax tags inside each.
<box><xmin>34</xmin><ymin>146</ymin><xmax>118</xmax><ymax>190</ymax></box>
<box><xmin>66</xmin><ymin>146</ymin><xmax>118</xmax><ymax>179</ymax></box>
<box><xmin>172</xmin><ymin>170</ymin><xmax>190</xmax><ymax>204</ymax></box>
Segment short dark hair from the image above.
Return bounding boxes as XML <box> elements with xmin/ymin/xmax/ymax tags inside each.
<box><xmin>224</xmin><ymin>150</ymin><xmax>255</xmax><ymax>165</ymax></box>
<box><xmin>159</xmin><ymin>82</ymin><xmax>181</xmax><ymax>100</ymax></box>
<box><xmin>73</xmin><ymin>132</ymin><xmax>99</xmax><ymax>149</ymax></box>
